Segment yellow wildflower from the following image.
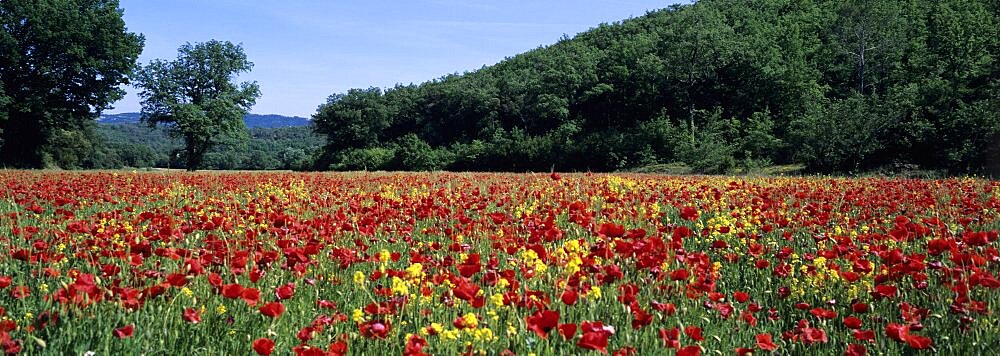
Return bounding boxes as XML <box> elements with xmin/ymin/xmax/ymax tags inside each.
<box><xmin>391</xmin><ymin>277</ymin><xmax>409</xmax><ymax>295</ymax></box>
<box><xmin>462</xmin><ymin>313</ymin><xmax>479</xmax><ymax>329</ymax></box>
<box><xmin>589</xmin><ymin>286</ymin><xmax>602</xmax><ymax>299</ymax></box>
<box><xmin>490</xmin><ymin>293</ymin><xmax>505</xmax><ymax>307</ymax></box>
<box><xmin>353</xmin><ymin>271</ymin><xmax>366</xmax><ymax>286</ymax></box>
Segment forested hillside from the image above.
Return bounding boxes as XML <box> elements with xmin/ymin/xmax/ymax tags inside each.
<box><xmin>314</xmin><ymin>0</ymin><xmax>1000</xmax><ymax>175</ymax></box>
<box><xmin>72</xmin><ymin>124</ymin><xmax>323</xmax><ymax>170</ymax></box>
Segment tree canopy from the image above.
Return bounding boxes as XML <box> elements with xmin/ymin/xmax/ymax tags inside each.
<box><xmin>0</xmin><ymin>0</ymin><xmax>144</xmax><ymax>168</ymax></box>
<box><xmin>135</xmin><ymin>40</ymin><xmax>260</xmax><ymax>171</ymax></box>
<box><xmin>313</xmin><ymin>0</ymin><xmax>999</xmax><ymax>176</ymax></box>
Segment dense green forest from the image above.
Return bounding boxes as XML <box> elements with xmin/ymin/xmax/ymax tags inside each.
<box><xmin>313</xmin><ymin>0</ymin><xmax>1000</xmax><ymax>175</ymax></box>
<box><xmin>65</xmin><ymin>124</ymin><xmax>322</xmax><ymax>170</ymax></box>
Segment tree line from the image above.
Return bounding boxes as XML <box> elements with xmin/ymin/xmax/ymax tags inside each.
<box><xmin>2</xmin><ymin>0</ymin><xmax>999</xmax><ymax>174</ymax></box>
<box><xmin>54</xmin><ymin>124</ymin><xmax>321</xmax><ymax>170</ymax></box>
<box><xmin>313</xmin><ymin>0</ymin><xmax>999</xmax><ymax>175</ymax></box>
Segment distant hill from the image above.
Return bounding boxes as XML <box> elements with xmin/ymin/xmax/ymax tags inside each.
<box><xmin>91</xmin><ymin>123</ymin><xmax>324</xmax><ymax>170</ymax></box>
<box><xmin>99</xmin><ymin>112</ymin><xmax>311</xmax><ymax>128</ymax></box>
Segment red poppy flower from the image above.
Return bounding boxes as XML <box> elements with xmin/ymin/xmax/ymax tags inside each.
<box><xmin>10</xmin><ymin>286</ymin><xmax>29</xmax><ymax>299</ymax></box>
<box><xmin>885</xmin><ymin>323</ymin><xmax>908</xmax><ymax>342</ymax></box>
<box><xmin>561</xmin><ymin>290</ymin><xmax>578</xmax><ymax>305</ymax></box>
<box><xmin>598</xmin><ymin>222</ymin><xmax>626</xmax><ymax>238</ymax></box>
<box><xmin>741</xmin><ymin>310</ymin><xmax>758</xmax><ymax>326</ymax></box>
<box><xmin>1</xmin><ymin>331</ymin><xmax>22</xmax><ymax>355</ymax></box>
<box><xmin>252</xmin><ymin>337</ymin><xmax>275</xmax><ymax>355</ymax></box>
<box><xmin>659</xmin><ymin>327</ymin><xmax>680</xmax><ymax>349</ymax></box>
<box><xmin>803</xmin><ymin>327</ymin><xmax>828</xmax><ymax>344</ymax></box>
<box><xmin>404</xmin><ymin>334</ymin><xmax>428</xmax><ymax>356</ymax></box>
<box><xmin>872</xmin><ymin>285</ymin><xmax>897</xmax><ymax>299</ymax></box>
<box><xmin>907</xmin><ymin>335</ymin><xmax>933</xmax><ymax>349</ymax></box>
<box><xmin>526</xmin><ymin>310</ymin><xmax>559</xmax><ymax>338</ymax></box>
<box><xmin>249</xmin><ymin>267</ymin><xmax>265</xmax><ymax>283</ymax></box>
<box><xmin>222</xmin><ymin>283</ymin><xmax>244</xmax><ymax>299</ymax></box>
<box><xmin>853</xmin><ymin>329</ymin><xmax>875</xmax><ymax>341</ymax></box>
<box><xmin>845</xmin><ymin>344</ymin><xmax>867</xmax><ymax>356</ymax></box>
<box><xmin>452</xmin><ymin>278</ymin><xmax>480</xmax><ymax>302</ymax></box>
<box><xmin>259</xmin><ymin>302</ymin><xmax>285</xmax><ymax>318</ymax></box>
<box><xmin>292</xmin><ymin>344</ymin><xmax>324</xmax><ymax>356</ymax></box>
<box><xmin>677</xmin><ymin>345</ymin><xmax>701</xmax><ymax>356</ymax></box>
<box><xmin>673</xmin><ymin>226</ymin><xmax>692</xmax><ymax>240</ymax></box>
<box><xmin>684</xmin><ymin>326</ymin><xmax>704</xmax><ymax>342</ymax></box>
<box><xmin>680</xmin><ymin>206</ymin><xmax>699</xmax><ymax>221</ymax></box>
<box><xmin>614</xmin><ymin>346</ymin><xmax>637</xmax><ymax>356</ymax></box>
<box><xmin>810</xmin><ymin>308</ymin><xmax>838</xmax><ymax>319</ymax></box>
<box><xmin>670</xmin><ymin>269</ymin><xmax>689</xmax><ymax>281</ymax></box>
<box><xmin>241</xmin><ymin>288</ymin><xmax>261</xmax><ymax>306</ymax></box>
<box><xmin>182</xmin><ymin>308</ymin><xmax>201</xmax><ymax>323</ymax></box>
<box><xmin>777</xmin><ymin>287</ymin><xmax>790</xmax><ymax>298</ymax></box>
<box><xmin>714</xmin><ymin>303</ymin><xmax>734</xmax><ymax>319</ymax></box>
<box><xmin>651</xmin><ymin>301</ymin><xmax>676</xmax><ymax>315</ymax></box>
<box><xmin>359</xmin><ymin>320</ymin><xmax>391</xmax><ymax>339</ymax></box>
<box><xmin>0</xmin><ymin>320</ymin><xmax>14</xmax><ymax>332</ymax></box>
<box><xmin>631</xmin><ymin>307</ymin><xmax>653</xmax><ymax>329</ymax></box>
<box><xmin>708</xmin><ymin>292</ymin><xmax>725</xmax><ymax>302</ymax></box>
<box><xmin>166</xmin><ymin>273</ymin><xmax>188</xmax><ymax>287</ymax></box>
<box><xmin>843</xmin><ymin>316</ymin><xmax>862</xmax><ymax>329</ymax></box>
<box><xmin>755</xmin><ymin>333</ymin><xmax>777</xmax><ymax>351</ymax></box>
<box><xmin>558</xmin><ymin>323</ymin><xmax>577</xmax><ymax>340</ymax></box>
<box><xmin>733</xmin><ymin>291</ymin><xmax>750</xmax><ymax>303</ymax></box>
<box><xmin>578</xmin><ymin>332</ymin><xmax>610</xmax><ymax>353</ymax></box>
<box><xmin>113</xmin><ymin>324</ymin><xmax>134</xmax><ymax>339</ymax></box>
<box><xmin>275</xmin><ymin>283</ymin><xmax>295</xmax><ymax>300</ymax></box>
<box><xmin>298</xmin><ymin>326</ymin><xmax>317</xmax><ymax>342</ymax></box>
<box><xmin>207</xmin><ymin>273</ymin><xmax>224</xmax><ymax>289</ymax></box>
<box><xmin>577</xmin><ymin>321</ymin><xmax>613</xmax><ymax>353</ymax></box>
<box><xmin>328</xmin><ymin>338</ymin><xmax>348</xmax><ymax>356</ymax></box>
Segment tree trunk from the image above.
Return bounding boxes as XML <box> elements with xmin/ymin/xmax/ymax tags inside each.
<box><xmin>184</xmin><ymin>136</ymin><xmax>207</xmax><ymax>171</ymax></box>
<box><xmin>185</xmin><ymin>147</ymin><xmax>199</xmax><ymax>172</ymax></box>
<box><xmin>0</xmin><ymin>113</ymin><xmax>47</xmax><ymax>168</ymax></box>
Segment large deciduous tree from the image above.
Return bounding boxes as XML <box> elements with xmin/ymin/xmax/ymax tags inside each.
<box><xmin>0</xmin><ymin>0</ymin><xmax>144</xmax><ymax>168</ymax></box>
<box><xmin>135</xmin><ymin>40</ymin><xmax>260</xmax><ymax>171</ymax></box>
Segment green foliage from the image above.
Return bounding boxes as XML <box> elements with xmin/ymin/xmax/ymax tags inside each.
<box><xmin>0</xmin><ymin>0</ymin><xmax>144</xmax><ymax>168</ymax></box>
<box><xmin>43</xmin><ymin>128</ymin><xmax>94</xmax><ymax>169</ymax></box>
<box><xmin>135</xmin><ymin>41</ymin><xmax>260</xmax><ymax>171</ymax></box>
<box><xmin>82</xmin><ymin>124</ymin><xmax>323</xmax><ymax>170</ymax></box>
<box><xmin>790</xmin><ymin>96</ymin><xmax>891</xmax><ymax>173</ymax></box>
<box><xmin>312</xmin><ymin>0</ymin><xmax>999</xmax><ymax>176</ymax></box>
<box><xmin>392</xmin><ymin>134</ymin><xmax>454</xmax><ymax>171</ymax></box>
<box><xmin>333</xmin><ymin>147</ymin><xmax>396</xmax><ymax>171</ymax></box>
<box><xmin>313</xmin><ymin>87</ymin><xmax>394</xmax><ymax>152</ymax></box>
<box><xmin>675</xmin><ymin>109</ymin><xmax>736</xmax><ymax>174</ymax></box>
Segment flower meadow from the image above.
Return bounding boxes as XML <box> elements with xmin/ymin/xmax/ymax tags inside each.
<box><xmin>0</xmin><ymin>171</ymin><xmax>998</xmax><ymax>355</ymax></box>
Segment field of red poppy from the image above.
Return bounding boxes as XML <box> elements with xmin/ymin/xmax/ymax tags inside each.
<box><xmin>0</xmin><ymin>171</ymin><xmax>998</xmax><ymax>355</ymax></box>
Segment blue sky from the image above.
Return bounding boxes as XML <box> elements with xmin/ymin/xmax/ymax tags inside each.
<box><xmin>111</xmin><ymin>0</ymin><xmax>678</xmax><ymax>117</ymax></box>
